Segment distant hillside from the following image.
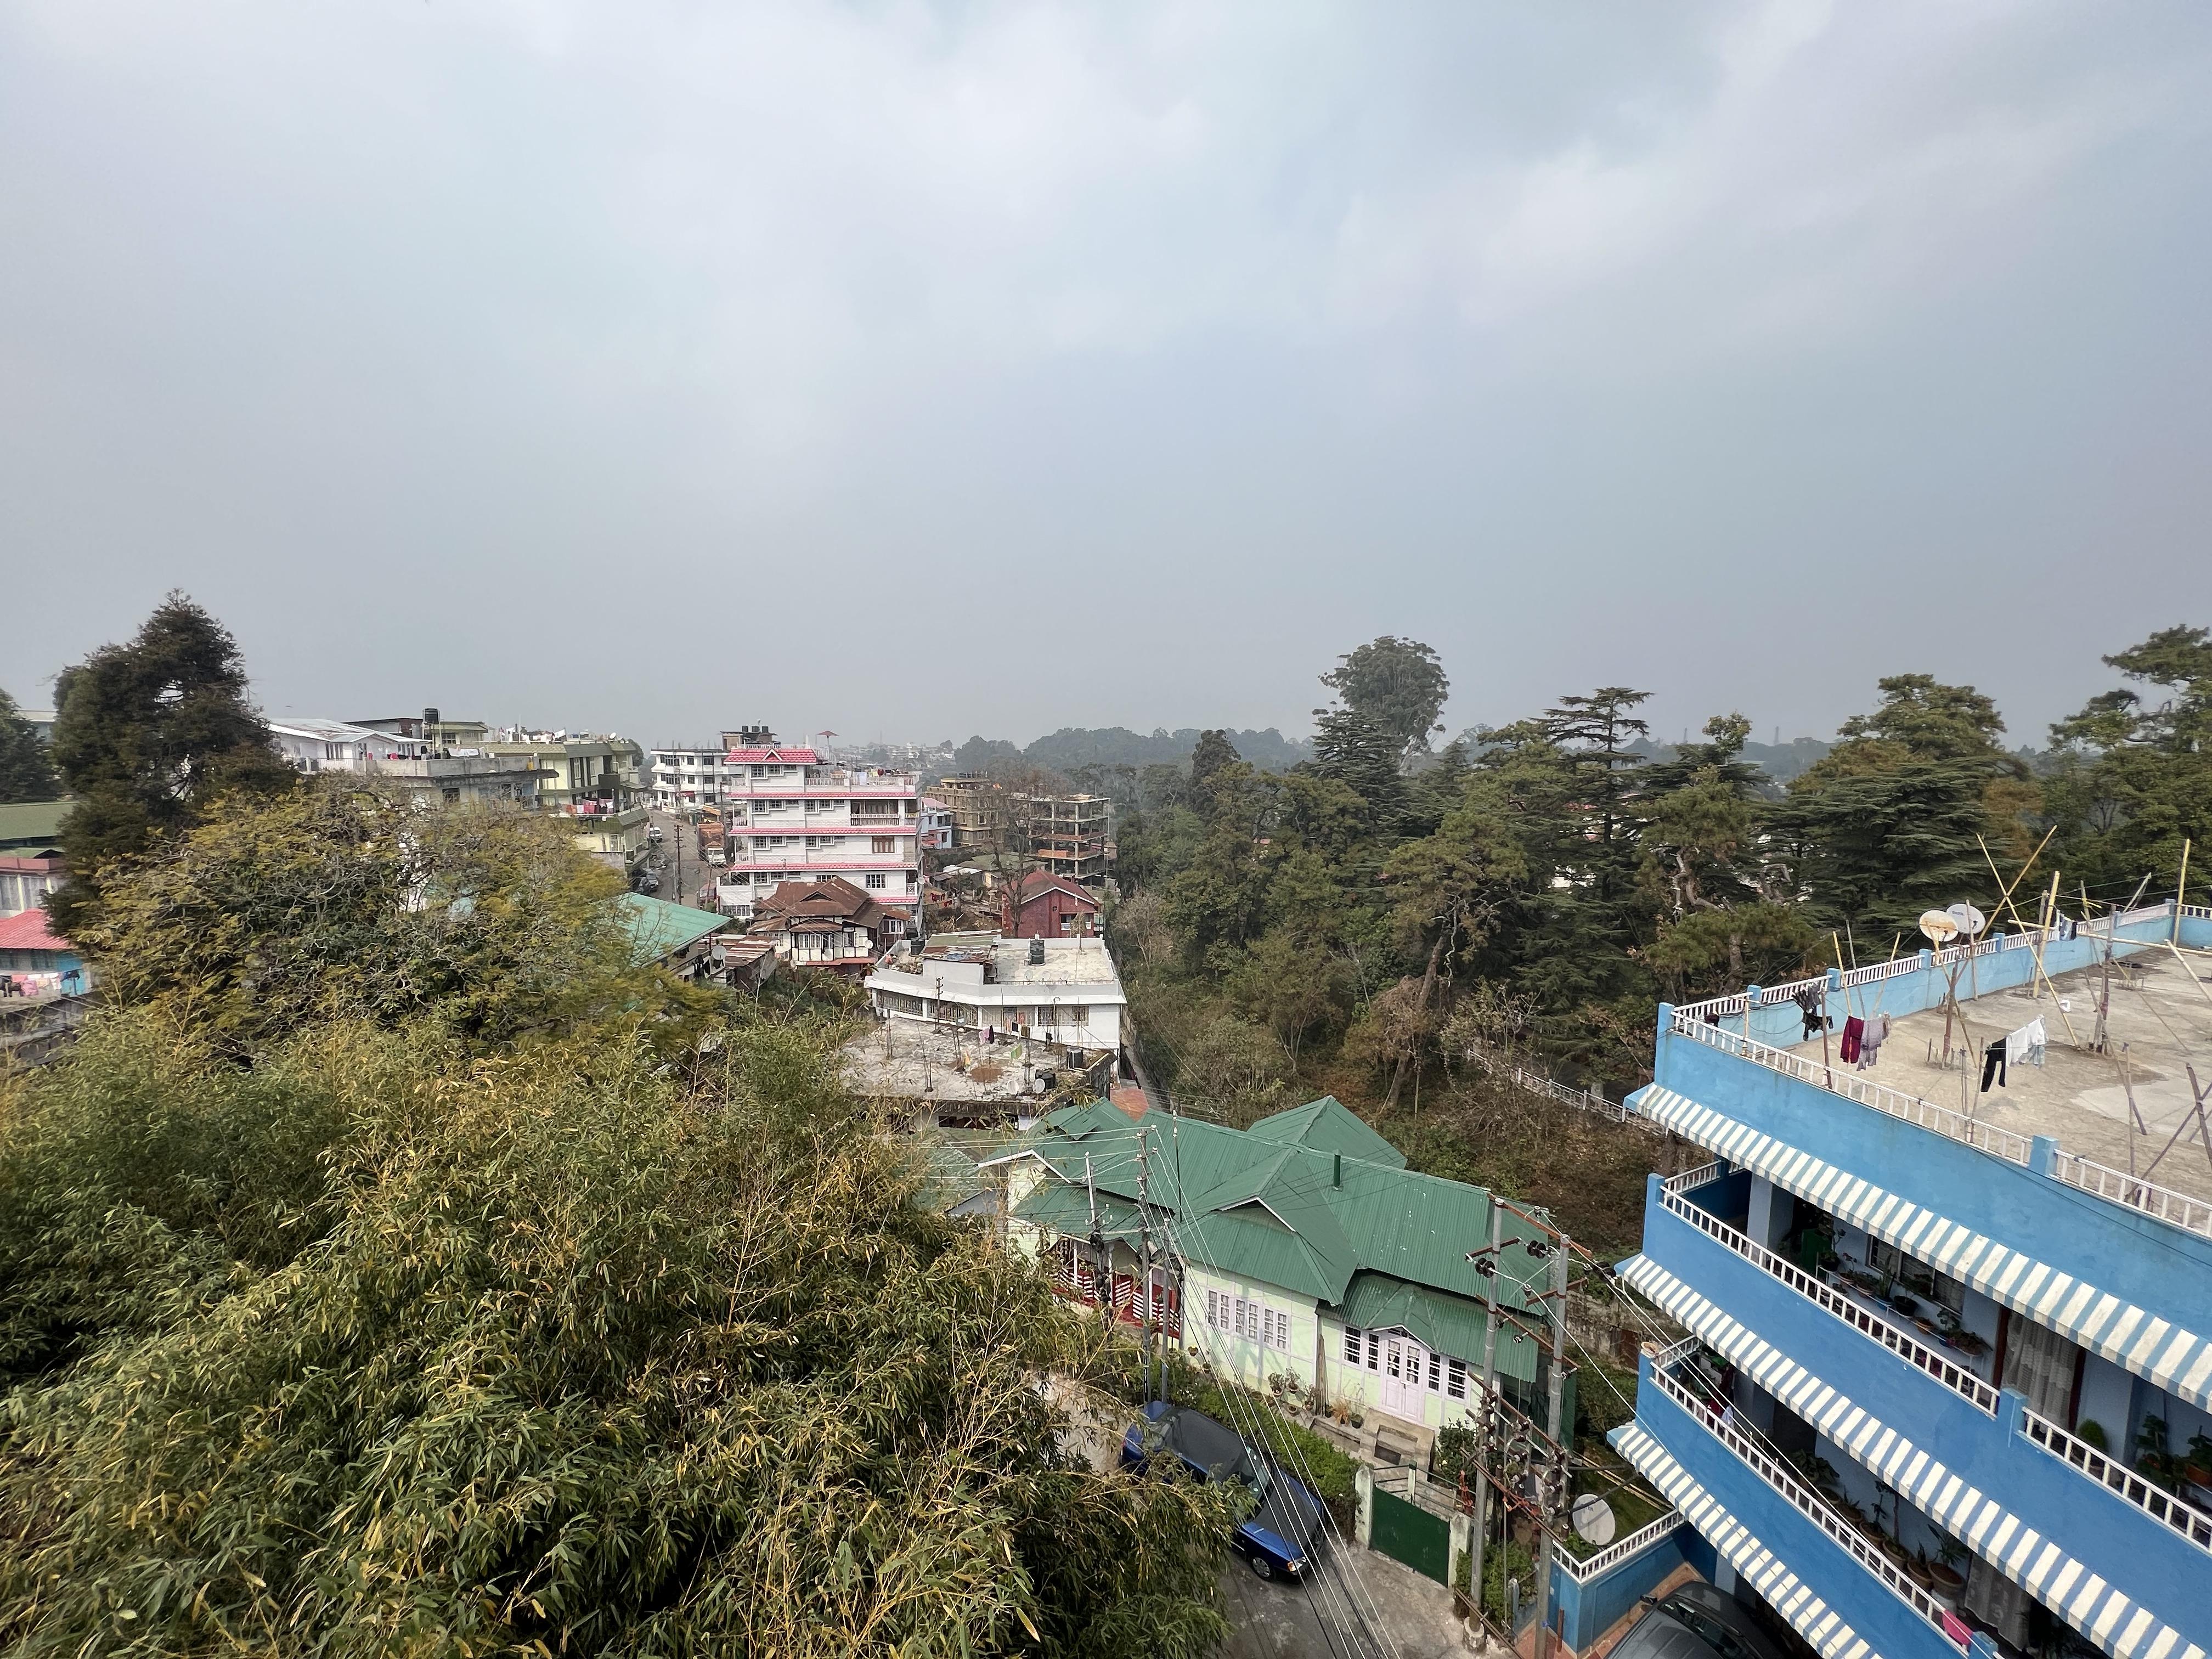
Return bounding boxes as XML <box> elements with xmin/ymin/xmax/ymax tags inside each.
<box><xmin>950</xmin><ymin>726</ymin><xmax>1313</xmax><ymax>777</ymax></box>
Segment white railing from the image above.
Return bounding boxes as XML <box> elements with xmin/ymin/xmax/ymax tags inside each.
<box><xmin>1461</xmin><ymin>1047</ymin><xmax>1665</xmax><ymax>1137</ymax></box>
<box><xmin>1668</xmin><ymin>1012</ymin><xmax>2035</xmax><ymax>1165</ymax></box>
<box><xmin>2021</xmin><ymin>1409</ymin><xmax>2212</xmax><ymax>1555</ymax></box>
<box><xmin>2049</xmin><ymin>1153</ymin><xmax>2212</xmax><ymax>1240</ymax></box>
<box><xmin>1841</xmin><ymin>953</ymin><xmax>1925</xmax><ymax>989</ymax></box>
<box><xmin>1649</xmin><ymin>1364</ymin><xmax>1954</xmax><ymax>1634</ymax></box>
<box><xmin>1655</xmin><ymin>1187</ymin><xmax>2000</xmax><ymax>1414</ymax></box>
<box><xmin>1663</xmin><ymin>1161</ymin><xmax>1725</xmax><ymax>1194</ymax></box>
<box><xmin>1556</xmin><ymin>1511</ymin><xmax>1688</xmax><ymax>1583</ymax></box>
<box><xmin>2182</xmin><ymin>904</ymin><xmax>2212</xmax><ymax>922</ymax></box>
<box><xmin>1674</xmin><ymin>902</ymin><xmax>2183</xmax><ymax>1021</ymax></box>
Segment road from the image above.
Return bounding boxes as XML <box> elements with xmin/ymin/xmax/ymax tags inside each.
<box><xmin>637</xmin><ymin>806</ymin><xmax>720</xmax><ymax>909</ymax></box>
<box><xmin>1051</xmin><ymin>1383</ymin><xmax>1475</xmax><ymax>1659</ymax></box>
<box><xmin>1219</xmin><ymin>1544</ymin><xmax>1475</xmax><ymax>1659</ymax></box>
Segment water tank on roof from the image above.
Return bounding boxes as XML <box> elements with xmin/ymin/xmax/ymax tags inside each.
<box><xmin>1028</xmin><ymin>939</ymin><xmax>1046</xmax><ymax>966</ymax></box>
<box><xmin>424</xmin><ymin>706</ymin><xmax>439</xmax><ymax>727</ymax></box>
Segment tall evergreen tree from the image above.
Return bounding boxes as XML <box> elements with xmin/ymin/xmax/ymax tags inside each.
<box><xmin>1318</xmin><ymin>636</ymin><xmax>1449</xmax><ymax>764</ymax></box>
<box><xmin>0</xmin><ymin>688</ymin><xmax>59</xmax><ymax>804</ymax></box>
<box><xmin>1309</xmin><ymin>706</ymin><xmax>1406</xmax><ymax>824</ymax></box>
<box><xmin>47</xmin><ymin>594</ymin><xmax>294</xmax><ymax>934</ymax></box>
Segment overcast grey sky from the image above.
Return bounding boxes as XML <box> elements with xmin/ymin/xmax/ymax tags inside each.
<box><xmin>6</xmin><ymin>2</ymin><xmax>2209</xmax><ymax>750</ymax></box>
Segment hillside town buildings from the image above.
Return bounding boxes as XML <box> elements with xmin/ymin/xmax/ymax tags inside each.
<box><xmin>714</xmin><ymin>740</ymin><xmax>921</xmax><ymax>934</ymax></box>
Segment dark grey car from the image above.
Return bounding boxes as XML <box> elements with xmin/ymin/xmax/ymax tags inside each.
<box><xmin>1611</xmin><ymin>1583</ymin><xmax>1793</xmax><ymax>1659</ymax></box>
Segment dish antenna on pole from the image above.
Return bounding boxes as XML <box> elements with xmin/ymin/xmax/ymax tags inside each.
<box><xmin>1946</xmin><ymin>903</ymin><xmax>1987</xmax><ymax>938</ymax></box>
<box><xmin>1918</xmin><ymin>910</ymin><xmax>1959</xmax><ymax>945</ymax></box>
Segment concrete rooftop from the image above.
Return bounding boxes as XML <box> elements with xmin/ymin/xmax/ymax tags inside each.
<box><xmin>1788</xmin><ymin>946</ymin><xmax>2212</xmax><ymax>1204</ymax></box>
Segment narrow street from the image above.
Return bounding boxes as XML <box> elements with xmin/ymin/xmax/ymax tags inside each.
<box><xmin>636</xmin><ymin>805</ymin><xmax>719</xmax><ymax>910</ymax></box>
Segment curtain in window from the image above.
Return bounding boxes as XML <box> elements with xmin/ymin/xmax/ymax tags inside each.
<box><xmin>1999</xmin><ymin>1315</ymin><xmax>2078</xmax><ymax>1421</ymax></box>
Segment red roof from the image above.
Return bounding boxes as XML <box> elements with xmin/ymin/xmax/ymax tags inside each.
<box><xmin>725</xmin><ymin>746</ymin><xmax>821</xmax><ymax>764</ymax></box>
<box><xmin>0</xmin><ymin>908</ymin><xmax>68</xmax><ymax>951</ymax></box>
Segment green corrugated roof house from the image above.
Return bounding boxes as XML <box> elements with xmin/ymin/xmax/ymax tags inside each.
<box><xmin>614</xmin><ymin>892</ymin><xmax>732</xmax><ymax>967</ymax></box>
<box><xmin>0</xmin><ymin>800</ymin><xmax>71</xmax><ymax>855</ymax></box>
<box><xmin>983</xmin><ymin>1095</ymin><xmax>1574</xmax><ymax>1441</ymax></box>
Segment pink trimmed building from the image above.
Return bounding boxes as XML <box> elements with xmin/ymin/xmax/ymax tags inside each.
<box><xmin>712</xmin><ymin>742</ymin><xmax>922</xmax><ymax>934</ymax></box>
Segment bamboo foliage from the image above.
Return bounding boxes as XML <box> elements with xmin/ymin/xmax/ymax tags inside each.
<box><xmin>0</xmin><ymin>795</ymin><xmax>1235</xmax><ymax>1657</ymax></box>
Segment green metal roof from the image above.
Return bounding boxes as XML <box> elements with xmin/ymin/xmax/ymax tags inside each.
<box><xmin>996</xmin><ymin>1096</ymin><xmax>1555</xmax><ymax>1358</ymax></box>
<box><xmin>614</xmin><ymin>893</ymin><xmax>730</xmax><ymax>964</ymax></box>
<box><xmin>1242</xmin><ymin>1095</ymin><xmax>1405</xmax><ymax>1168</ymax></box>
<box><xmin>0</xmin><ymin>799</ymin><xmax>70</xmax><ymax>852</ymax></box>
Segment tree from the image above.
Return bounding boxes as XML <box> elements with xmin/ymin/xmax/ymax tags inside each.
<box><xmin>1376</xmin><ymin>794</ymin><xmax>1527</xmax><ymax>1104</ymax></box>
<box><xmin>1309</xmin><ymin>706</ymin><xmax>1406</xmax><ymax>823</ymax></box>
<box><xmin>47</xmin><ymin>594</ymin><xmax>295</xmax><ymax>934</ymax></box>
<box><xmin>0</xmin><ymin>1017</ymin><xmax>1237</xmax><ymax>1656</ymax></box>
<box><xmin>1319</xmin><ymin>636</ymin><xmax>1449</xmax><ymax>764</ymax></box>
<box><xmin>1634</xmin><ymin>716</ymin><xmax>1812</xmax><ymax>996</ymax></box>
<box><xmin>0</xmin><ymin>687</ymin><xmax>58</xmax><ymax>803</ymax></box>
<box><xmin>72</xmin><ymin>781</ymin><xmax>706</xmax><ymax>1050</ymax></box>
<box><xmin>2045</xmin><ymin>624</ymin><xmax>2212</xmax><ymax>902</ymax></box>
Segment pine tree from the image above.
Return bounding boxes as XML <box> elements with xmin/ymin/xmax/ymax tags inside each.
<box><xmin>0</xmin><ymin>689</ymin><xmax>59</xmax><ymax>804</ymax></box>
<box><xmin>47</xmin><ymin>594</ymin><xmax>294</xmax><ymax>934</ymax></box>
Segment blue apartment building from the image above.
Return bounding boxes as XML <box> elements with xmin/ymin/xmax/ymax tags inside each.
<box><xmin>1606</xmin><ymin>900</ymin><xmax>2212</xmax><ymax>1659</ymax></box>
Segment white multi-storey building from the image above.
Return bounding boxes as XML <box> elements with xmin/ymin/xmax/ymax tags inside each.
<box><xmin>714</xmin><ymin>742</ymin><xmax>922</xmax><ymax>932</ymax></box>
<box><xmin>648</xmin><ymin>744</ymin><xmax>730</xmax><ymax>811</ymax></box>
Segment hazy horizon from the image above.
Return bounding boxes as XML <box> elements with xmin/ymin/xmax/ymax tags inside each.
<box><xmin>9</xmin><ymin>3</ymin><xmax>2209</xmax><ymax>752</ymax></box>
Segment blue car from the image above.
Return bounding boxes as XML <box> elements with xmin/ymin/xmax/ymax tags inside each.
<box><xmin>1120</xmin><ymin>1400</ymin><xmax>1326</xmax><ymax>1581</ymax></box>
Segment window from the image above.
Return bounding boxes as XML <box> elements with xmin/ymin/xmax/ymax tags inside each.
<box><xmin>1427</xmin><ymin>1351</ymin><xmax>1442</xmax><ymax>1392</ymax></box>
<box><xmin>1365</xmin><ymin>1331</ymin><xmax>1380</xmax><ymax>1372</ymax></box>
<box><xmin>865</xmin><ymin>873</ymin><xmax>886</xmax><ymax>889</ymax></box>
<box><xmin>1212</xmin><ymin>1293</ymin><xmax>1288</xmax><ymax>1351</ymax></box>
<box><xmin>872</xmin><ymin>836</ymin><xmax>896</xmax><ymax>854</ymax></box>
<box><xmin>1447</xmin><ymin>1359</ymin><xmax>1467</xmax><ymax>1400</ymax></box>
<box><xmin>1344</xmin><ymin>1325</ymin><xmax>1362</xmax><ymax>1363</ymax></box>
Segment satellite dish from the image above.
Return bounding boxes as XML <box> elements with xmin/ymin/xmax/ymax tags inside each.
<box><xmin>1946</xmin><ymin>903</ymin><xmax>1987</xmax><ymax>938</ymax></box>
<box><xmin>1918</xmin><ymin>910</ymin><xmax>1959</xmax><ymax>944</ymax></box>
<box><xmin>1572</xmin><ymin>1493</ymin><xmax>1617</xmax><ymax>1545</ymax></box>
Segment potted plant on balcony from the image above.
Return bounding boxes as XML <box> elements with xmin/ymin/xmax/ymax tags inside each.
<box><xmin>2183</xmin><ymin>1431</ymin><xmax>2212</xmax><ymax>1503</ymax></box>
<box><xmin>1927</xmin><ymin>1534</ymin><xmax>1968</xmax><ymax>1608</ymax></box>
<box><xmin>2136</xmin><ymin>1416</ymin><xmax>2177</xmax><ymax>1492</ymax></box>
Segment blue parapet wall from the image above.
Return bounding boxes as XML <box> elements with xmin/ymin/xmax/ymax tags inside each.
<box><xmin>1549</xmin><ymin>1526</ymin><xmax>1695</xmax><ymax>1653</ymax></box>
<box><xmin>1647</xmin><ymin>1019</ymin><xmax>2212</xmax><ymax>1359</ymax></box>
<box><xmin>1707</xmin><ymin>909</ymin><xmax>2186</xmax><ymax>1053</ymax></box>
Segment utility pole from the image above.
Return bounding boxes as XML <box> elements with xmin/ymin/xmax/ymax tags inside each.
<box><xmin>1084</xmin><ymin>1152</ymin><xmax>1109</xmax><ymax>1323</ymax></box>
<box><xmin>1533</xmin><ymin>1238</ymin><xmax>1570</xmax><ymax>1659</ymax></box>
<box><xmin>1469</xmin><ymin>1197</ymin><xmax>1503</xmax><ymax>1618</ymax></box>
<box><xmin>1137</xmin><ymin>1138</ymin><xmax>1154</xmax><ymax>1407</ymax></box>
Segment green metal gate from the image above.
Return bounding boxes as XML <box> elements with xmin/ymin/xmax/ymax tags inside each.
<box><xmin>1370</xmin><ymin>1489</ymin><xmax>1451</xmax><ymax>1584</ymax></box>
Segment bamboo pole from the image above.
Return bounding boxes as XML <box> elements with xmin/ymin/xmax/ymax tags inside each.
<box><xmin>2177</xmin><ymin>839</ymin><xmax>2193</xmax><ymax>942</ymax></box>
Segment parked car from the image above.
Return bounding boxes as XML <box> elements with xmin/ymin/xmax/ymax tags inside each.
<box><xmin>1120</xmin><ymin>1400</ymin><xmax>1325</xmax><ymax>1582</ymax></box>
<box><xmin>1611</xmin><ymin>1583</ymin><xmax>1792</xmax><ymax>1659</ymax></box>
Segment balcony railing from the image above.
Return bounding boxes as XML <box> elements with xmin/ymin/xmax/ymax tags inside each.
<box><xmin>1655</xmin><ymin>1186</ymin><xmax>2000</xmax><ymax>1413</ymax></box>
<box><xmin>1554</xmin><ymin>1512</ymin><xmax>1688</xmax><ymax>1584</ymax></box>
<box><xmin>2047</xmin><ymin>1151</ymin><xmax>2212</xmax><ymax>1238</ymax></box>
<box><xmin>2021</xmin><ymin>1408</ymin><xmax>2212</xmax><ymax>1555</ymax></box>
<box><xmin>1667</xmin><ymin>1007</ymin><xmax>2212</xmax><ymax>1241</ymax></box>
<box><xmin>1649</xmin><ymin>1363</ymin><xmax>1956</xmax><ymax>1636</ymax></box>
<box><xmin>1661</xmin><ymin>1160</ymin><xmax>1725</xmax><ymax>1194</ymax></box>
<box><xmin>1667</xmin><ymin>1011</ymin><xmax>2035</xmax><ymax>1165</ymax></box>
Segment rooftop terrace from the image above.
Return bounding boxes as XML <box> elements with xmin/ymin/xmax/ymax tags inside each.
<box><xmin>1785</xmin><ymin>948</ymin><xmax>2212</xmax><ymax>1206</ymax></box>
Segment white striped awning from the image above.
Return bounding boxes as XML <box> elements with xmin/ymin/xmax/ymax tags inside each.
<box><xmin>1612</xmin><ymin>1421</ymin><xmax>1876</xmax><ymax>1659</ymax></box>
<box><xmin>1622</xmin><ymin>1255</ymin><xmax>2205</xmax><ymax>1659</ymax></box>
<box><xmin>1635</xmin><ymin>1086</ymin><xmax>2212</xmax><ymax>1414</ymax></box>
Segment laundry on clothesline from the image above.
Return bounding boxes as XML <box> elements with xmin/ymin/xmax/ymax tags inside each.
<box><xmin>1855</xmin><ymin>1012</ymin><xmax>1890</xmax><ymax>1070</ymax></box>
<box><xmin>1838</xmin><ymin>1015</ymin><xmax>1865</xmax><ymax>1063</ymax></box>
<box><xmin>2005</xmin><ymin>1016</ymin><xmax>2046</xmax><ymax>1071</ymax></box>
<box><xmin>1981</xmin><ymin>1039</ymin><xmax>2007</xmax><ymax>1093</ymax></box>
<box><xmin>1792</xmin><ymin>986</ymin><xmax>1830</xmax><ymax>1041</ymax></box>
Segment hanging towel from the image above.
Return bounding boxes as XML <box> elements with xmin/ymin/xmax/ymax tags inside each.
<box><xmin>1857</xmin><ymin>1012</ymin><xmax>1891</xmax><ymax>1070</ymax></box>
<box><xmin>1838</xmin><ymin>1016</ymin><xmax>1865</xmax><ymax>1063</ymax></box>
<box><xmin>2006</xmin><ymin>1016</ymin><xmax>2047</xmax><ymax>1070</ymax></box>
